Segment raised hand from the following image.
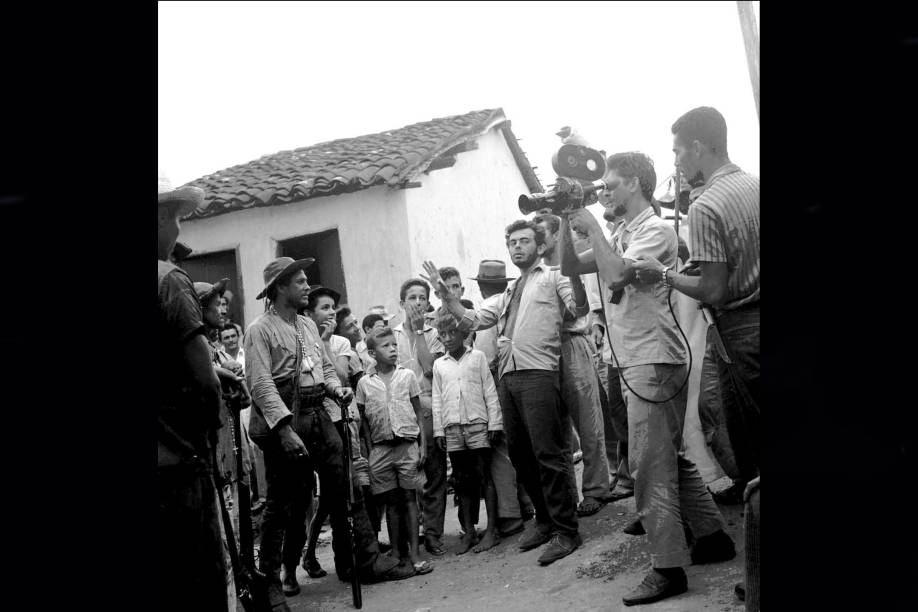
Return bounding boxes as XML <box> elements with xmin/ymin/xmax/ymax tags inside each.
<box><xmin>420</xmin><ymin>260</ymin><xmax>450</xmax><ymax>299</ymax></box>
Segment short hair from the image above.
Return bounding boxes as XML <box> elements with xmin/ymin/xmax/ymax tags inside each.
<box><xmin>362</xmin><ymin>313</ymin><xmax>385</xmax><ymax>332</ymax></box>
<box><xmin>459</xmin><ymin>298</ymin><xmax>474</xmax><ymax>309</ymax></box>
<box><xmin>435</xmin><ymin>308</ymin><xmax>460</xmax><ymax>332</ymax></box>
<box><xmin>399</xmin><ymin>278</ymin><xmax>430</xmax><ymax>301</ymax></box>
<box><xmin>335</xmin><ymin>305</ymin><xmax>352</xmax><ymax>330</ymax></box>
<box><xmin>365</xmin><ymin>326</ymin><xmax>395</xmax><ymax>351</ymax></box>
<box><xmin>532</xmin><ymin>213</ymin><xmax>561</xmax><ymax>235</ymax></box>
<box><xmin>671</xmin><ymin>106</ymin><xmax>728</xmax><ymax>157</ymax></box>
<box><xmin>505</xmin><ymin>219</ymin><xmax>546</xmax><ymax>246</ymax></box>
<box><xmin>605</xmin><ymin>152</ymin><xmax>657</xmax><ymax>203</ymax></box>
<box><xmin>219</xmin><ymin>323</ymin><xmax>239</xmax><ymax>338</ymax></box>
<box><xmin>438</xmin><ymin>266</ymin><xmax>461</xmax><ymax>282</ymax></box>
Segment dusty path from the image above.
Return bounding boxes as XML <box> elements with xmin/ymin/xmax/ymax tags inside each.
<box><xmin>280</xmin><ymin>466</ymin><xmax>745</xmax><ymax>612</ymax></box>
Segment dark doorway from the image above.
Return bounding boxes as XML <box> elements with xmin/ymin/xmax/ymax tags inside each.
<box><xmin>278</xmin><ymin>229</ymin><xmax>347</xmax><ymax>304</ymax></box>
<box><xmin>179</xmin><ymin>248</ymin><xmax>245</xmax><ymax>328</ymax></box>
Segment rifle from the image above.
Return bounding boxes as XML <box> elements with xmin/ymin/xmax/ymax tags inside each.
<box><xmin>222</xmin><ymin>382</ymin><xmax>273</xmax><ymax>612</ymax></box>
<box><xmin>336</xmin><ymin>396</ymin><xmax>363</xmax><ymax>609</ymax></box>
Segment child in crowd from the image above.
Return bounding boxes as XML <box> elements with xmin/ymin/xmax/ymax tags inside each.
<box><xmin>431</xmin><ymin>311</ymin><xmax>503</xmax><ymax>554</ymax></box>
<box><xmin>356</xmin><ymin>327</ymin><xmax>434</xmax><ymax>575</ymax></box>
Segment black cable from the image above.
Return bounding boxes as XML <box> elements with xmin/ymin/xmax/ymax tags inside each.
<box><xmin>598</xmin><ymin>275</ymin><xmax>693</xmax><ymax>404</ymax></box>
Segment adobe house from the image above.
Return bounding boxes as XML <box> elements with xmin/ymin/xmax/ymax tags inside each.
<box><xmin>177</xmin><ymin>108</ymin><xmax>542</xmax><ymax>328</ymax></box>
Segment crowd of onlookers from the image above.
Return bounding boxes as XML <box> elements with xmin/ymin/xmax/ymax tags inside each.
<box><xmin>158</xmin><ymin>105</ymin><xmax>759</xmax><ymax>612</ymax></box>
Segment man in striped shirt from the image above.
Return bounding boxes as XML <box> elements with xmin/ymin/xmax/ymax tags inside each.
<box><xmin>633</xmin><ymin>106</ymin><xmax>760</xmax><ymax>609</ymax></box>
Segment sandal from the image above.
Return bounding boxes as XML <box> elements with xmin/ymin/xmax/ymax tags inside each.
<box><xmin>413</xmin><ymin>560</ymin><xmax>434</xmax><ymax>575</ymax></box>
<box><xmin>576</xmin><ymin>497</ymin><xmax>607</xmax><ymax>517</ymax></box>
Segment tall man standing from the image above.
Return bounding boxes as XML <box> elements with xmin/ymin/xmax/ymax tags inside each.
<box><xmin>562</xmin><ymin>152</ymin><xmax>733</xmax><ymax>606</ymax></box>
<box><xmin>424</xmin><ymin>219</ymin><xmax>590</xmax><ymax>566</ymax></box>
<box><xmin>157</xmin><ymin>172</ymin><xmax>228</xmax><ymax>612</ymax></box>
<box><xmin>391</xmin><ymin>279</ymin><xmax>447</xmax><ymax>556</ymax></box>
<box><xmin>533</xmin><ymin>213</ymin><xmax>612</xmax><ymax>517</ymax></box>
<box><xmin>244</xmin><ymin>257</ymin><xmax>408</xmax><ymax>609</ymax></box>
<box><xmin>633</xmin><ymin>106</ymin><xmax>760</xmax><ymax>609</ymax></box>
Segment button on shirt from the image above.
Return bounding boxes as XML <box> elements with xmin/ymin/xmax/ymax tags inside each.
<box><xmin>355</xmin><ymin>366</ymin><xmax>421</xmax><ymax>443</ymax></box>
<box><xmin>603</xmin><ymin>206</ymin><xmax>687</xmax><ymax>368</ymax></box>
<box><xmin>243</xmin><ymin>310</ymin><xmax>341</xmax><ymax>430</ymax></box>
<box><xmin>392</xmin><ymin>323</ymin><xmax>444</xmax><ymax>397</ymax></box>
<box><xmin>431</xmin><ymin>348</ymin><xmax>502</xmax><ymax>438</ymax></box>
<box><xmin>687</xmin><ymin>163</ymin><xmax>760</xmax><ymax>312</ymax></box>
<box><xmin>459</xmin><ymin>264</ymin><xmax>590</xmax><ymax>378</ymax></box>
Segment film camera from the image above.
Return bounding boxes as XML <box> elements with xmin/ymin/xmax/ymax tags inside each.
<box><xmin>518</xmin><ymin>144</ymin><xmax>619</xmax><ymax>215</ymax></box>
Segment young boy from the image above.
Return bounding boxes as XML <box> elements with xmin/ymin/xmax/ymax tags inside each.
<box><xmin>431</xmin><ymin>311</ymin><xmax>503</xmax><ymax>554</ymax></box>
<box><xmin>356</xmin><ymin>327</ymin><xmax>434</xmax><ymax>575</ymax></box>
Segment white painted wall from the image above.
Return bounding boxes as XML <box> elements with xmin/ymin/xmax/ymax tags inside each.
<box><xmin>178</xmin><ymin>185</ymin><xmax>411</xmax><ymax>328</ymax></box>
<box><xmin>403</xmin><ymin>128</ymin><xmax>532</xmax><ymax>308</ymax></box>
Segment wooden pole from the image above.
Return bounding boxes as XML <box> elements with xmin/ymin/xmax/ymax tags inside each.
<box><xmin>736</xmin><ymin>1</ymin><xmax>760</xmax><ymax>120</ymax></box>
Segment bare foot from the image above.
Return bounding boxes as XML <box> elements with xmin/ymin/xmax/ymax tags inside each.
<box><xmin>456</xmin><ymin>530</ymin><xmax>479</xmax><ymax>555</ymax></box>
<box><xmin>473</xmin><ymin>530</ymin><xmax>499</xmax><ymax>553</ymax></box>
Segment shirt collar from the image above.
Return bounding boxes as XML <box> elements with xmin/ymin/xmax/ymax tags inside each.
<box><xmin>621</xmin><ymin>206</ymin><xmax>657</xmax><ymax>234</ymax></box>
<box><xmin>442</xmin><ymin>348</ymin><xmax>470</xmax><ymax>363</ymax></box>
<box><xmin>695</xmin><ymin>163</ymin><xmax>742</xmax><ymax>198</ymax></box>
<box><xmin>367</xmin><ymin>363</ymin><xmax>402</xmax><ymax>377</ymax></box>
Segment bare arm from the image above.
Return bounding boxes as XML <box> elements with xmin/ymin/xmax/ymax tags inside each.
<box><xmin>410</xmin><ymin>395</ymin><xmax>427</xmax><ymax>464</ymax></box>
<box><xmin>633</xmin><ymin>259</ymin><xmax>730</xmax><ymax>305</ymax></box>
<box><xmin>567</xmin><ymin>208</ymin><xmax>634</xmax><ymax>290</ymax></box>
<box><xmin>560</xmin><ymin>214</ymin><xmax>599</xmax><ymax>277</ymax></box>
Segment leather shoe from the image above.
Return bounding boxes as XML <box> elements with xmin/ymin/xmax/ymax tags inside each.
<box><xmin>690</xmin><ymin>529</ymin><xmax>736</xmax><ymax>564</ymax></box>
<box><xmin>281</xmin><ymin>566</ymin><xmax>300</xmax><ymax>596</ymax></box>
<box><xmin>622</xmin><ymin>569</ymin><xmax>688</xmax><ymax>606</ymax></box>
<box><xmin>517</xmin><ymin>524</ymin><xmax>552</xmax><ymax>552</ymax></box>
<box><xmin>537</xmin><ymin>532</ymin><xmax>582</xmax><ymax>565</ymax></box>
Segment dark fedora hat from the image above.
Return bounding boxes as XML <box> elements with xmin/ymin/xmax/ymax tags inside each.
<box><xmin>468</xmin><ymin>260</ymin><xmax>515</xmax><ymax>283</ymax></box>
<box><xmin>256</xmin><ymin>256</ymin><xmax>315</xmax><ymax>300</ymax></box>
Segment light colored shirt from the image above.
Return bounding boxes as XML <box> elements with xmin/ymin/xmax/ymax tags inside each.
<box><xmin>602</xmin><ymin>206</ymin><xmax>687</xmax><ymax>368</ymax></box>
<box><xmin>687</xmin><ymin>163</ymin><xmax>760</xmax><ymax>312</ymax></box>
<box><xmin>355</xmin><ymin>365</ymin><xmax>421</xmax><ymax>443</ymax></box>
<box><xmin>431</xmin><ymin>348</ymin><xmax>502</xmax><ymax>438</ymax></box>
<box><xmin>459</xmin><ymin>264</ymin><xmax>589</xmax><ymax>378</ymax></box>
<box><xmin>393</xmin><ymin>322</ymin><xmax>444</xmax><ymax>397</ymax></box>
<box><xmin>325</xmin><ymin>334</ymin><xmax>363</xmax><ymax>423</ymax></box>
<box><xmin>355</xmin><ymin>339</ymin><xmax>376</xmax><ymax>372</ymax></box>
<box><xmin>243</xmin><ymin>310</ymin><xmax>341</xmax><ymax>430</ymax></box>
<box><xmin>471</xmin><ymin>295</ymin><xmax>501</xmax><ymax>373</ymax></box>
<box><xmin>223</xmin><ymin>347</ymin><xmax>245</xmax><ymax>371</ymax></box>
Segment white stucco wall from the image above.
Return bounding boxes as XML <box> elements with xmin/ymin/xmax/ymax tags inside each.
<box><xmin>402</xmin><ymin>128</ymin><xmax>532</xmax><ymax>307</ymax></box>
<box><xmin>177</xmin><ymin>185</ymin><xmax>411</xmax><ymax>328</ymax></box>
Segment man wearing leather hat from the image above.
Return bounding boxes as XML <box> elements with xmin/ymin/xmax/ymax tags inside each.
<box><xmin>157</xmin><ymin>172</ymin><xmax>229</xmax><ymax>612</ymax></box>
<box><xmin>244</xmin><ymin>257</ymin><xmax>411</xmax><ymax>608</ymax></box>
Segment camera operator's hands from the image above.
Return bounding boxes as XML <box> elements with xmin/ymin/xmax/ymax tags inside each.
<box><xmin>633</xmin><ymin>255</ymin><xmax>667</xmax><ymax>283</ymax></box>
<box><xmin>567</xmin><ymin>208</ymin><xmax>602</xmax><ymax>238</ymax></box>
<box><xmin>435</xmin><ymin>436</ymin><xmax>447</xmax><ymax>452</ymax></box>
<box><xmin>420</xmin><ymin>260</ymin><xmax>450</xmax><ymax>300</ymax></box>
<box><xmin>278</xmin><ymin>423</ymin><xmax>309</xmax><ymax>461</ymax></box>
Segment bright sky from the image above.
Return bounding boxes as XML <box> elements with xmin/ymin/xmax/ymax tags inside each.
<box><xmin>159</xmin><ymin>1</ymin><xmax>759</xmax><ymax>191</ymax></box>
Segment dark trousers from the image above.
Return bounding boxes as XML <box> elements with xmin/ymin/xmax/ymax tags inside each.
<box><xmin>254</xmin><ymin>407</ymin><xmax>381</xmax><ymax>580</ymax></box>
<box><xmin>715</xmin><ymin>306</ymin><xmax>761</xmax><ymax>484</ymax></box>
<box><xmin>498</xmin><ymin>370</ymin><xmax>578</xmax><ymax>537</ymax></box>
<box><xmin>158</xmin><ymin>458</ymin><xmax>229</xmax><ymax>612</ymax></box>
<box><xmin>603</xmin><ymin>366</ymin><xmax>634</xmax><ymax>489</ymax></box>
<box><xmin>449</xmin><ymin>448</ymin><xmax>491</xmax><ymax>506</ymax></box>
<box><xmin>698</xmin><ymin>329</ymin><xmax>741</xmax><ymax>479</ymax></box>
<box><xmin>417</xmin><ymin>394</ymin><xmax>448</xmax><ymax>542</ymax></box>
<box><xmin>745</xmin><ymin>487</ymin><xmax>761</xmax><ymax>612</ymax></box>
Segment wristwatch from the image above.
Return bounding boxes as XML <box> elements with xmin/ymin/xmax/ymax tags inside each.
<box><xmin>415</xmin><ymin>329</ymin><xmax>425</xmax><ymax>336</ymax></box>
<box><xmin>661</xmin><ymin>266</ymin><xmax>673</xmax><ymax>287</ymax></box>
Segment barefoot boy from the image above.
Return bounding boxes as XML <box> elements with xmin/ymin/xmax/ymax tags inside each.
<box><xmin>431</xmin><ymin>311</ymin><xmax>503</xmax><ymax>554</ymax></box>
<box><xmin>356</xmin><ymin>327</ymin><xmax>434</xmax><ymax>575</ymax></box>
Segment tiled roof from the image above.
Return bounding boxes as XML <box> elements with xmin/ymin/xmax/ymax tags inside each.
<box><xmin>183</xmin><ymin>108</ymin><xmax>542</xmax><ymax>220</ymax></box>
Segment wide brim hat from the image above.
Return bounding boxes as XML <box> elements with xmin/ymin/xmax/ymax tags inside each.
<box><xmin>306</xmin><ymin>285</ymin><xmax>341</xmax><ymax>306</ymax></box>
<box><xmin>256</xmin><ymin>256</ymin><xmax>315</xmax><ymax>300</ymax></box>
<box><xmin>469</xmin><ymin>259</ymin><xmax>515</xmax><ymax>283</ymax></box>
<box><xmin>194</xmin><ymin>278</ymin><xmax>229</xmax><ymax>304</ymax></box>
<box><xmin>158</xmin><ymin>171</ymin><xmax>203</xmax><ymax>217</ymax></box>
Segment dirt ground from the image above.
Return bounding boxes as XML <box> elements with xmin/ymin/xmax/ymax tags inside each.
<box><xmin>280</xmin><ymin>464</ymin><xmax>746</xmax><ymax>612</ymax></box>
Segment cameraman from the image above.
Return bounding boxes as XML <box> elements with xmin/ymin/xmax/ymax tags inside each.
<box><xmin>561</xmin><ymin>151</ymin><xmax>733</xmax><ymax>607</ymax></box>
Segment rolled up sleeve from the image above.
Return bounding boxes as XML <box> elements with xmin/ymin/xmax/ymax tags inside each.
<box><xmin>243</xmin><ymin>326</ymin><xmax>292</xmax><ymax>431</ymax></box>
<box><xmin>458</xmin><ymin>293</ymin><xmax>503</xmax><ymax>333</ymax></box>
<box><xmin>556</xmin><ymin>274</ymin><xmax>590</xmax><ymax>321</ymax></box>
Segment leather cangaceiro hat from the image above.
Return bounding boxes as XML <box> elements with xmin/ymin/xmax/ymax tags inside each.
<box><xmin>256</xmin><ymin>257</ymin><xmax>315</xmax><ymax>300</ymax></box>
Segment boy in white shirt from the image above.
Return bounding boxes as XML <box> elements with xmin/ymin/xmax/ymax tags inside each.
<box><xmin>432</xmin><ymin>311</ymin><xmax>503</xmax><ymax>554</ymax></box>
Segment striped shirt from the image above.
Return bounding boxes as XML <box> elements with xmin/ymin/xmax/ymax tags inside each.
<box><xmin>688</xmin><ymin>163</ymin><xmax>760</xmax><ymax>311</ymax></box>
